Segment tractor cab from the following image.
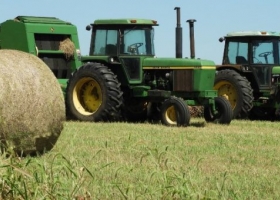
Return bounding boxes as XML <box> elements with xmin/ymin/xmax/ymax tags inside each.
<box><xmin>219</xmin><ymin>31</ymin><xmax>280</xmax><ymax>90</ymax></box>
<box><xmin>88</xmin><ymin>19</ymin><xmax>156</xmax><ymax>56</ymax></box>
<box><xmin>84</xmin><ymin>19</ymin><xmax>158</xmax><ymax>85</ymax></box>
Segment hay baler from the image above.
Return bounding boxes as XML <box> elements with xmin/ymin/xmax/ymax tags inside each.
<box><xmin>0</xmin><ymin>16</ymin><xmax>82</xmax><ymax>93</ymax></box>
<box><xmin>65</xmin><ymin>8</ymin><xmax>233</xmax><ymax>125</ymax></box>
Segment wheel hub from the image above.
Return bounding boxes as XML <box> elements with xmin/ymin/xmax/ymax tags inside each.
<box><xmin>165</xmin><ymin>106</ymin><xmax>177</xmax><ymax>124</ymax></box>
<box><xmin>81</xmin><ymin>81</ymin><xmax>101</xmax><ymax>112</ymax></box>
<box><xmin>214</xmin><ymin>81</ymin><xmax>237</xmax><ymax>109</ymax></box>
<box><xmin>73</xmin><ymin>77</ymin><xmax>102</xmax><ymax>115</ymax></box>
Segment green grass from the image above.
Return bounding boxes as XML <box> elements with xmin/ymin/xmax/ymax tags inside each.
<box><xmin>1</xmin><ymin>119</ymin><xmax>280</xmax><ymax>199</ymax></box>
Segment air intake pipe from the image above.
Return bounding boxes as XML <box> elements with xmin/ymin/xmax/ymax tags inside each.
<box><xmin>187</xmin><ymin>19</ymin><xmax>196</xmax><ymax>59</ymax></box>
<box><xmin>174</xmin><ymin>7</ymin><xmax>182</xmax><ymax>58</ymax></box>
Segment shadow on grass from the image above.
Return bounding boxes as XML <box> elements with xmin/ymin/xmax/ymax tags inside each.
<box><xmin>189</xmin><ymin>121</ymin><xmax>207</xmax><ymax>128</ymax></box>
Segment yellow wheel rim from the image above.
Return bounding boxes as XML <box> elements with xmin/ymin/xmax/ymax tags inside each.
<box><xmin>73</xmin><ymin>77</ymin><xmax>102</xmax><ymax>116</ymax></box>
<box><xmin>165</xmin><ymin>105</ymin><xmax>177</xmax><ymax>125</ymax></box>
<box><xmin>214</xmin><ymin>80</ymin><xmax>237</xmax><ymax>109</ymax></box>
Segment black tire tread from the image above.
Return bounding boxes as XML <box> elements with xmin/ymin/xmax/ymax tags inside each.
<box><xmin>66</xmin><ymin>63</ymin><xmax>123</xmax><ymax>121</ymax></box>
<box><xmin>204</xmin><ymin>96</ymin><xmax>232</xmax><ymax>124</ymax></box>
<box><xmin>215</xmin><ymin>69</ymin><xmax>253</xmax><ymax>118</ymax></box>
<box><xmin>160</xmin><ymin>96</ymin><xmax>190</xmax><ymax>127</ymax></box>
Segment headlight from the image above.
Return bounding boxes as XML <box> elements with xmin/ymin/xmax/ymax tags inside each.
<box><xmin>76</xmin><ymin>49</ymin><xmax>81</xmax><ymax>60</ymax></box>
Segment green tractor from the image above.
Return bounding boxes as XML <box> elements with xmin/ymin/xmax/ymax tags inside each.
<box><xmin>215</xmin><ymin>31</ymin><xmax>280</xmax><ymax>120</ymax></box>
<box><xmin>0</xmin><ymin>16</ymin><xmax>82</xmax><ymax>94</ymax></box>
<box><xmin>65</xmin><ymin>7</ymin><xmax>232</xmax><ymax>125</ymax></box>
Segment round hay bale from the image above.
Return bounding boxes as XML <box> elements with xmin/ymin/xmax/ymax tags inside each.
<box><xmin>0</xmin><ymin>50</ymin><xmax>65</xmax><ymax>155</ymax></box>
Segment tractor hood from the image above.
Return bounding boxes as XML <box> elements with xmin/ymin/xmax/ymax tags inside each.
<box><xmin>142</xmin><ymin>57</ymin><xmax>217</xmax><ymax>92</ymax></box>
<box><xmin>272</xmin><ymin>66</ymin><xmax>280</xmax><ymax>75</ymax></box>
<box><xmin>142</xmin><ymin>57</ymin><xmax>216</xmax><ymax>69</ymax></box>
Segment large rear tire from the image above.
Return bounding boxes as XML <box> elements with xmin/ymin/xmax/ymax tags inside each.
<box><xmin>160</xmin><ymin>97</ymin><xmax>190</xmax><ymax>127</ymax></box>
<box><xmin>214</xmin><ymin>69</ymin><xmax>253</xmax><ymax>118</ymax></box>
<box><xmin>204</xmin><ymin>96</ymin><xmax>233</xmax><ymax>124</ymax></box>
<box><xmin>66</xmin><ymin>63</ymin><xmax>123</xmax><ymax>121</ymax></box>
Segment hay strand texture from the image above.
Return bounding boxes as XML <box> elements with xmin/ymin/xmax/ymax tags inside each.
<box><xmin>59</xmin><ymin>38</ymin><xmax>75</xmax><ymax>59</ymax></box>
<box><xmin>0</xmin><ymin>50</ymin><xmax>65</xmax><ymax>155</ymax></box>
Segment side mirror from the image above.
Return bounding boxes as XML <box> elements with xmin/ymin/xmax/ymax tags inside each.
<box><xmin>219</xmin><ymin>37</ymin><xmax>224</xmax><ymax>42</ymax></box>
<box><xmin>86</xmin><ymin>25</ymin><xmax>91</xmax><ymax>31</ymax></box>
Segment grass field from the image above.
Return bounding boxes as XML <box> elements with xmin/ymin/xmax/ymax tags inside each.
<box><xmin>1</xmin><ymin>118</ymin><xmax>280</xmax><ymax>199</ymax></box>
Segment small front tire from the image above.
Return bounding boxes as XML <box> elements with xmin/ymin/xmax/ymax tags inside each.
<box><xmin>160</xmin><ymin>97</ymin><xmax>190</xmax><ymax>127</ymax></box>
<box><xmin>204</xmin><ymin>97</ymin><xmax>233</xmax><ymax>124</ymax></box>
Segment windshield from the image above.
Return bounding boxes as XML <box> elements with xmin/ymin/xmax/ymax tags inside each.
<box><xmin>252</xmin><ymin>40</ymin><xmax>277</xmax><ymax>64</ymax></box>
<box><xmin>90</xmin><ymin>27</ymin><xmax>155</xmax><ymax>56</ymax></box>
<box><xmin>120</xmin><ymin>28</ymin><xmax>155</xmax><ymax>55</ymax></box>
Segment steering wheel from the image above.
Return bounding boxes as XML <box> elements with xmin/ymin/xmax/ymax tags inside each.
<box><xmin>259</xmin><ymin>51</ymin><xmax>272</xmax><ymax>57</ymax></box>
<box><xmin>129</xmin><ymin>43</ymin><xmax>143</xmax><ymax>48</ymax></box>
<box><xmin>128</xmin><ymin>43</ymin><xmax>143</xmax><ymax>54</ymax></box>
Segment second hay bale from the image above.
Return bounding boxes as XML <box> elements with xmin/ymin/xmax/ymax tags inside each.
<box><xmin>0</xmin><ymin>50</ymin><xmax>65</xmax><ymax>155</ymax></box>
<box><xmin>59</xmin><ymin>38</ymin><xmax>75</xmax><ymax>59</ymax></box>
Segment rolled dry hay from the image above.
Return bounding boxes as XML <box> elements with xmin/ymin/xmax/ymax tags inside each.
<box><xmin>0</xmin><ymin>50</ymin><xmax>65</xmax><ymax>155</ymax></box>
<box><xmin>59</xmin><ymin>38</ymin><xmax>75</xmax><ymax>59</ymax></box>
<box><xmin>189</xmin><ymin>106</ymin><xmax>204</xmax><ymax>117</ymax></box>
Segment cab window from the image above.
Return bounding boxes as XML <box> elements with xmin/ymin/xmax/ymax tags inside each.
<box><xmin>252</xmin><ymin>40</ymin><xmax>274</xmax><ymax>64</ymax></box>
<box><xmin>93</xmin><ymin>30</ymin><xmax>118</xmax><ymax>55</ymax></box>
<box><xmin>226</xmin><ymin>41</ymin><xmax>248</xmax><ymax>64</ymax></box>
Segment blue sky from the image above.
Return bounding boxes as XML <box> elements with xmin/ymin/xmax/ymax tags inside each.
<box><xmin>0</xmin><ymin>0</ymin><xmax>279</xmax><ymax>64</ymax></box>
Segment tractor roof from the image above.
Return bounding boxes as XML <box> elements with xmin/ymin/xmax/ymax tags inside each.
<box><xmin>226</xmin><ymin>31</ymin><xmax>280</xmax><ymax>37</ymax></box>
<box><xmin>92</xmin><ymin>19</ymin><xmax>158</xmax><ymax>26</ymax></box>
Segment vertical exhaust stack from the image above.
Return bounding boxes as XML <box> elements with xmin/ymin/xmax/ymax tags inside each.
<box><xmin>187</xmin><ymin>19</ymin><xmax>196</xmax><ymax>59</ymax></box>
<box><xmin>174</xmin><ymin>7</ymin><xmax>182</xmax><ymax>58</ymax></box>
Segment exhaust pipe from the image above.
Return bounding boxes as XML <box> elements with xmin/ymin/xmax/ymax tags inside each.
<box><xmin>187</xmin><ymin>19</ymin><xmax>196</xmax><ymax>59</ymax></box>
<box><xmin>174</xmin><ymin>7</ymin><xmax>182</xmax><ymax>58</ymax></box>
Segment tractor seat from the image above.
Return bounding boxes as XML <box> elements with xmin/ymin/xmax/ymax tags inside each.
<box><xmin>105</xmin><ymin>44</ymin><xmax>117</xmax><ymax>55</ymax></box>
<box><xmin>236</xmin><ymin>56</ymin><xmax>248</xmax><ymax>64</ymax></box>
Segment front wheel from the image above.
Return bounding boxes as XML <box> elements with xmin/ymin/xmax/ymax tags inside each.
<box><xmin>160</xmin><ymin>97</ymin><xmax>190</xmax><ymax>127</ymax></box>
<box><xmin>66</xmin><ymin>63</ymin><xmax>123</xmax><ymax>121</ymax></box>
<box><xmin>204</xmin><ymin>97</ymin><xmax>233</xmax><ymax>124</ymax></box>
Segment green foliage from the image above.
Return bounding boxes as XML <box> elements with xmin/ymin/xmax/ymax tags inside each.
<box><xmin>1</xmin><ymin>119</ymin><xmax>280</xmax><ymax>199</ymax></box>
